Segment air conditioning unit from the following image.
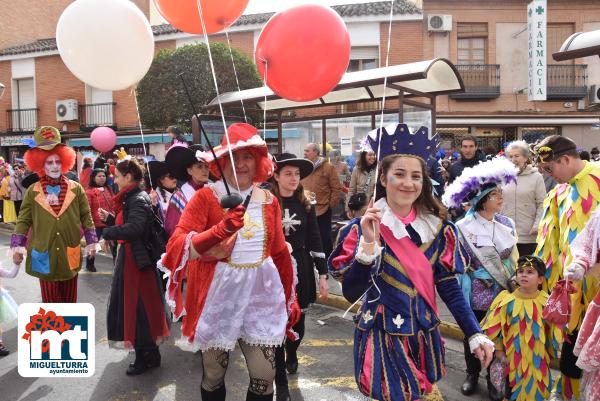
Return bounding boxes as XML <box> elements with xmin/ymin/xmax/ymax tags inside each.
<box><xmin>427</xmin><ymin>15</ymin><xmax>452</xmax><ymax>32</ymax></box>
<box><xmin>56</xmin><ymin>99</ymin><xmax>78</xmax><ymax>121</ymax></box>
<box><xmin>590</xmin><ymin>85</ymin><xmax>600</xmax><ymax>104</ymax></box>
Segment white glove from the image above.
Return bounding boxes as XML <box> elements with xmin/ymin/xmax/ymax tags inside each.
<box><xmin>565</xmin><ymin>262</ymin><xmax>586</xmax><ymax>281</ymax></box>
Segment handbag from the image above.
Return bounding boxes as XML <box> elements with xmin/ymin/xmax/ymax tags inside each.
<box><xmin>543</xmin><ymin>279</ymin><xmax>577</xmax><ymax>325</ymax></box>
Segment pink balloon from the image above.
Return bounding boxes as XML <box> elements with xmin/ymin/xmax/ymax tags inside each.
<box><xmin>90</xmin><ymin>127</ymin><xmax>116</xmax><ymax>153</ymax></box>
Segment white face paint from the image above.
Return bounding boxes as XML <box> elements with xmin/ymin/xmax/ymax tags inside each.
<box><xmin>44</xmin><ymin>154</ymin><xmax>62</xmax><ymax>179</ymax></box>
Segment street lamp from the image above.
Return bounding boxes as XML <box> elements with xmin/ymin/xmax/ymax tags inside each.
<box><xmin>554</xmin><ymin>30</ymin><xmax>600</xmax><ymax>61</ymax></box>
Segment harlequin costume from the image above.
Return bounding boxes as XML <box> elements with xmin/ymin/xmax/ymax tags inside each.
<box><xmin>10</xmin><ymin>126</ymin><xmax>98</xmax><ymax>303</ymax></box>
<box><xmin>163</xmin><ymin>144</ymin><xmax>206</xmax><ymax>236</ymax></box>
<box><xmin>533</xmin><ymin>139</ymin><xmax>600</xmax><ymax>400</ymax></box>
<box><xmin>327</xmin><ymin>124</ymin><xmax>493</xmax><ymax>401</ymax></box>
<box><xmin>159</xmin><ymin>124</ymin><xmax>296</xmax><ymax>401</ymax></box>
<box><xmin>481</xmin><ymin>286</ymin><xmax>563</xmax><ymax>401</ymax></box>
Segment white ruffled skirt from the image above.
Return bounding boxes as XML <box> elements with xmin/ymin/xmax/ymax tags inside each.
<box><xmin>194</xmin><ymin>256</ymin><xmax>287</xmax><ymax>351</ymax></box>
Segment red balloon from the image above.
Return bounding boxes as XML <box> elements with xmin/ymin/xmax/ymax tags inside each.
<box><xmin>255</xmin><ymin>5</ymin><xmax>351</xmax><ymax>102</ymax></box>
<box><xmin>154</xmin><ymin>0</ymin><xmax>249</xmax><ymax>34</ymax></box>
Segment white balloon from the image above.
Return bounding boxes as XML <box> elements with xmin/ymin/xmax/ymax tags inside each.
<box><xmin>56</xmin><ymin>0</ymin><xmax>154</xmax><ymax>91</ymax></box>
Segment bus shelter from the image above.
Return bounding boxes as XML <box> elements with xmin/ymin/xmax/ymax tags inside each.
<box><xmin>201</xmin><ymin>58</ymin><xmax>465</xmax><ymax>158</ymax></box>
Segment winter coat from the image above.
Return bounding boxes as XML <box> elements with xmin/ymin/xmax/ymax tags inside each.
<box><xmin>103</xmin><ymin>187</ymin><xmax>154</xmax><ymax>269</ymax></box>
<box><xmin>301</xmin><ymin>158</ymin><xmax>342</xmax><ymax>216</ymax></box>
<box><xmin>346</xmin><ymin>167</ymin><xmax>376</xmax><ymax>210</ymax></box>
<box><xmin>8</xmin><ymin>175</ymin><xmax>24</xmax><ymax>201</ymax></box>
<box><xmin>501</xmin><ymin>164</ymin><xmax>546</xmax><ymax>243</ymax></box>
<box><xmin>448</xmin><ymin>156</ymin><xmax>482</xmax><ymax>184</ymax></box>
<box><xmin>86</xmin><ymin>186</ymin><xmax>114</xmax><ymax>228</ymax></box>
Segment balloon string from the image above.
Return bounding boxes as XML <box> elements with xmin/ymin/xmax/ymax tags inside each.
<box><xmin>132</xmin><ymin>87</ymin><xmax>152</xmax><ymax>186</ymax></box>
<box><xmin>372</xmin><ymin>0</ymin><xmax>395</xmax><ymax>202</ymax></box>
<box><xmin>195</xmin><ymin>0</ymin><xmax>240</xmax><ymax>192</ymax></box>
<box><xmin>225</xmin><ymin>31</ymin><xmax>248</xmax><ymax>123</ymax></box>
<box><xmin>260</xmin><ymin>58</ymin><xmax>268</xmax><ymax>141</ymax></box>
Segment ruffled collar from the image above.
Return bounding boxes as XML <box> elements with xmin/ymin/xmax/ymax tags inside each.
<box><xmin>457</xmin><ymin>212</ymin><xmax>516</xmax><ymax>253</ymax></box>
<box><xmin>374</xmin><ymin>198</ymin><xmax>441</xmax><ymax>244</ymax></box>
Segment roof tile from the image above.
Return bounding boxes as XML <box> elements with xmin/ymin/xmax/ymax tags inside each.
<box><xmin>0</xmin><ymin>1</ymin><xmax>421</xmax><ymax>56</ymax></box>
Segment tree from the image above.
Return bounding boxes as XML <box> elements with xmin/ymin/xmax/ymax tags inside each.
<box><xmin>136</xmin><ymin>42</ymin><xmax>262</xmax><ymax>130</ymax></box>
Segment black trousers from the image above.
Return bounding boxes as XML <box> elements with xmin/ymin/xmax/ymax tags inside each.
<box><xmin>317</xmin><ymin>208</ymin><xmax>333</xmax><ymax>257</ymax></box>
<box><xmin>463</xmin><ymin>309</ymin><xmax>491</xmax><ymax>376</ymax></box>
<box><xmin>14</xmin><ymin>200</ymin><xmax>22</xmax><ymax>217</ymax></box>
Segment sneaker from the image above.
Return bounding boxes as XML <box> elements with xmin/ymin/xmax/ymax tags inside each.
<box><xmin>0</xmin><ymin>343</ymin><xmax>9</xmax><ymax>357</ymax></box>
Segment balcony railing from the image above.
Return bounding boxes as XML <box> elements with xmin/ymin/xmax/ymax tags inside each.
<box><xmin>78</xmin><ymin>102</ymin><xmax>116</xmax><ymax>130</ymax></box>
<box><xmin>450</xmin><ymin>64</ymin><xmax>501</xmax><ymax>100</ymax></box>
<box><xmin>6</xmin><ymin>108</ymin><xmax>38</xmax><ymax>133</ymax></box>
<box><xmin>547</xmin><ymin>64</ymin><xmax>588</xmax><ymax>100</ymax></box>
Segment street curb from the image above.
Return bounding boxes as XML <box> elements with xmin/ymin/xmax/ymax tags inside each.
<box><xmin>317</xmin><ymin>293</ymin><xmax>561</xmax><ymax>370</ymax></box>
<box><xmin>316</xmin><ymin>293</ymin><xmax>465</xmax><ymax>340</ymax></box>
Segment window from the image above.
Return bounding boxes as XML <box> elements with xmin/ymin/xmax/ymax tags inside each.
<box><xmin>11</xmin><ymin>78</ymin><xmax>36</xmax><ymax>131</ymax></box>
<box><xmin>457</xmin><ymin>23</ymin><xmax>488</xmax><ymax>65</ymax></box>
<box><xmin>547</xmin><ymin>24</ymin><xmax>575</xmax><ymax>64</ymax></box>
<box><xmin>84</xmin><ymin>84</ymin><xmax>114</xmax><ymax>126</ymax></box>
<box><xmin>347</xmin><ymin>46</ymin><xmax>379</xmax><ymax>72</ymax></box>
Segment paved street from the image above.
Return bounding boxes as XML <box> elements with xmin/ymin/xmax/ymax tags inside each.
<box><xmin>0</xmin><ymin>229</ymin><xmax>489</xmax><ymax>401</ymax></box>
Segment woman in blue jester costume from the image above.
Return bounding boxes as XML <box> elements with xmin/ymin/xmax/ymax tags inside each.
<box><xmin>328</xmin><ymin>124</ymin><xmax>494</xmax><ymax>401</ymax></box>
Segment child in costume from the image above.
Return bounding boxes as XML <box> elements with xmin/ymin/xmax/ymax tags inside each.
<box><xmin>163</xmin><ymin>144</ymin><xmax>209</xmax><ymax>236</ymax></box>
<box><xmin>328</xmin><ymin>124</ymin><xmax>494</xmax><ymax>401</ymax></box>
<box><xmin>269</xmin><ymin>153</ymin><xmax>328</xmax><ymax>401</ymax></box>
<box><xmin>533</xmin><ymin>135</ymin><xmax>600</xmax><ymax>401</ymax></box>
<box><xmin>0</xmin><ymin>262</ymin><xmax>20</xmax><ymax>356</ymax></box>
<box><xmin>160</xmin><ymin>124</ymin><xmax>298</xmax><ymax>401</ymax></box>
<box><xmin>481</xmin><ymin>255</ymin><xmax>563</xmax><ymax>401</ymax></box>
<box><xmin>10</xmin><ymin>126</ymin><xmax>98</xmax><ymax>303</ymax></box>
<box><xmin>442</xmin><ymin>157</ymin><xmax>519</xmax><ymax>400</ymax></box>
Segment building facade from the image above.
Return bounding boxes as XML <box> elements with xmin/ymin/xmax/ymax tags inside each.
<box><xmin>424</xmin><ymin>0</ymin><xmax>600</xmax><ymax>152</ymax></box>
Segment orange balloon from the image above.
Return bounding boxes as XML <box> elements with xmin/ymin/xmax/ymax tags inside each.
<box><xmin>154</xmin><ymin>0</ymin><xmax>249</xmax><ymax>34</ymax></box>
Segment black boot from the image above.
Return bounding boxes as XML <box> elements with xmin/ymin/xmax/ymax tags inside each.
<box><xmin>0</xmin><ymin>343</ymin><xmax>9</xmax><ymax>357</ymax></box>
<box><xmin>86</xmin><ymin>256</ymin><xmax>97</xmax><ymax>272</ymax></box>
<box><xmin>285</xmin><ymin>344</ymin><xmax>298</xmax><ymax>374</ymax></box>
<box><xmin>201</xmin><ymin>385</ymin><xmax>226</xmax><ymax>401</ymax></box>
<box><xmin>486</xmin><ymin>375</ymin><xmax>504</xmax><ymax>401</ymax></box>
<box><xmin>246</xmin><ymin>391</ymin><xmax>274</xmax><ymax>401</ymax></box>
<box><xmin>461</xmin><ymin>373</ymin><xmax>479</xmax><ymax>395</ymax></box>
<box><xmin>276</xmin><ymin>385</ymin><xmax>290</xmax><ymax>401</ymax></box>
<box><xmin>126</xmin><ymin>347</ymin><xmax>161</xmax><ymax>375</ymax></box>
<box><xmin>275</xmin><ymin>347</ymin><xmax>291</xmax><ymax>401</ymax></box>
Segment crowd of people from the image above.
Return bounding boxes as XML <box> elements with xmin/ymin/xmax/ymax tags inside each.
<box><xmin>3</xmin><ymin>122</ymin><xmax>600</xmax><ymax>401</ymax></box>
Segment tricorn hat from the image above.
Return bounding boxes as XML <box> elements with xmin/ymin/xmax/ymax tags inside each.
<box><xmin>165</xmin><ymin>144</ymin><xmax>206</xmax><ymax>181</ymax></box>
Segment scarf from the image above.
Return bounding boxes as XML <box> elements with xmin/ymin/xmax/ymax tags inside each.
<box><xmin>112</xmin><ymin>183</ymin><xmax>139</xmax><ymax>216</ymax></box>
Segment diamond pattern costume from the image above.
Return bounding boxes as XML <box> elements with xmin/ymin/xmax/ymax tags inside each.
<box><xmin>481</xmin><ymin>289</ymin><xmax>563</xmax><ymax>401</ymax></box>
<box><xmin>535</xmin><ymin>161</ymin><xmax>600</xmax><ymax>399</ymax></box>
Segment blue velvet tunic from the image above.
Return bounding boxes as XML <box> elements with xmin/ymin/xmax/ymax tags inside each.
<box><xmin>329</xmin><ymin>216</ymin><xmax>482</xmax><ymax>401</ymax></box>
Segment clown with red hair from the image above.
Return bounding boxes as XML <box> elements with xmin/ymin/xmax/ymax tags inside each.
<box><xmin>11</xmin><ymin>126</ymin><xmax>98</xmax><ymax>303</ymax></box>
<box><xmin>160</xmin><ymin>123</ymin><xmax>298</xmax><ymax>401</ymax></box>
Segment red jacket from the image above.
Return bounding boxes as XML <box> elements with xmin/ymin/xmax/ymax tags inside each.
<box><xmin>160</xmin><ymin>185</ymin><xmax>294</xmax><ymax>346</ymax></box>
<box><xmin>86</xmin><ymin>186</ymin><xmax>114</xmax><ymax>228</ymax></box>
